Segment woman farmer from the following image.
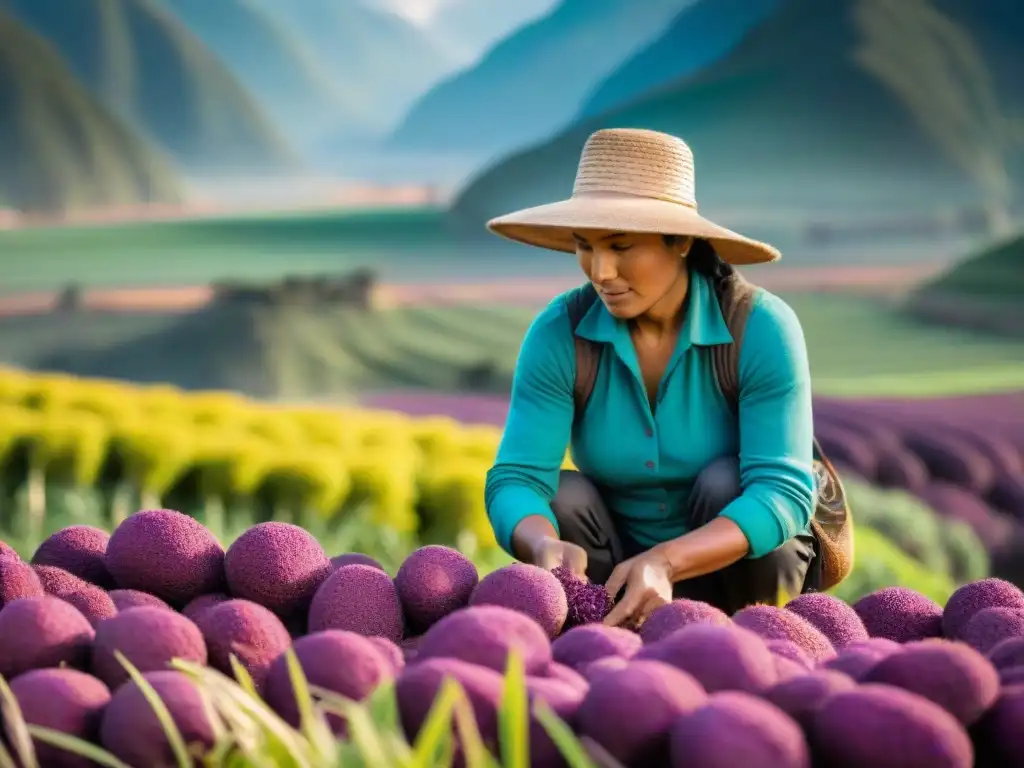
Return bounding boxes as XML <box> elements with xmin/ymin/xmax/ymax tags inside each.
<box><xmin>483</xmin><ymin>128</ymin><xmax>821</xmax><ymax>628</ymax></box>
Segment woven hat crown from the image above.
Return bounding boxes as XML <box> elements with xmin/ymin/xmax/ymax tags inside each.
<box><xmin>572</xmin><ymin>128</ymin><xmax>697</xmax><ymax>209</ymax></box>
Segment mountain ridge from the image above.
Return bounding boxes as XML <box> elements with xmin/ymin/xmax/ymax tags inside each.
<box><xmin>0</xmin><ymin>10</ymin><xmax>184</xmax><ymax>214</ymax></box>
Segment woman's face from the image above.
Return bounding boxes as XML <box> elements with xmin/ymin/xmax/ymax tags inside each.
<box><xmin>574</xmin><ymin>229</ymin><xmax>691</xmax><ymax>319</ymax></box>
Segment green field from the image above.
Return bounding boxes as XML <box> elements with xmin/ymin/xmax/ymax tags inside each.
<box><xmin>0</xmin><ymin>207</ymin><xmax>577</xmax><ymax>292</ymax></box>
<box><xmin>4</xmin><ymin>293</ymin><xmax>1023</xmax><ymax>400</ymax></box>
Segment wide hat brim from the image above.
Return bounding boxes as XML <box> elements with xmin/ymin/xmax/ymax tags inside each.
<box><xmin>486</xmin><ymin>193</ymin><xmax>780</xmax><ymax>266</ymax></box>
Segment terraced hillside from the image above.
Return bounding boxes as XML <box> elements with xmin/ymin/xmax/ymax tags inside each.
<box><xmin>906</xmin><ymin>233</ymin><xmax>1023</xmax><ymax>338</ymax></box>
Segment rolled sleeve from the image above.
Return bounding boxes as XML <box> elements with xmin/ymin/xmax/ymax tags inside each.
<box><xmin>485</xmin><ymin>297</ymin><xmax>577</xmax><ymax>553</ymax></box>
<box><xmin>718</xmin><ymin>292</ymin><xmax>816</xmax><ymax>558</ymax></box>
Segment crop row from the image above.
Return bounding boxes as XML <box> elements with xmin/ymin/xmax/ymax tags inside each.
<box><xmin>0</xmin><ymin>367</ymin><xmax>560</xmax><ymax>551</ymax></box>
<box><xmin>1</xmin><ymin>510</ymin><xmax>1022</xmax><ymax>766</ymax></box>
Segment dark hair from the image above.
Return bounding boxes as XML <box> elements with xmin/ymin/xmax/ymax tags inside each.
<box><xmin>663</xmin><ymin>235</ymin><xmax>734</xmax><ymax>284</ymax></box>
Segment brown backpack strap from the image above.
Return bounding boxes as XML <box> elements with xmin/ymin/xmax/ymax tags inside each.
<box><xmin>565</xmin><ymin>285</ymin><xmax>603</xmax><ymax>418</ymax></box>
<box><xmin>710</xmin><ymin>272</ymin><xmax>760</xmax><ymax>412</ymax></box>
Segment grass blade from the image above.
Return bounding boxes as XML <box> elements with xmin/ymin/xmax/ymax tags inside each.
<box><xmin>114</xmin><ymin>651</ymin><xmax>191</xmax><ymax>768</ymax></box>
<box><xmin>450</xmin><ymin>685</ymin><xmax>499</xmax><ymax>768</ymax></box>
<box><xmin>498</xmin><ymin>650</ymin><xmax>529</xmax><ymax>768</ymax></box>
<box><xmin>25</xmin><ymin>726</ymin><xmax>132</xmax><ymax>768</ymax></box>
<box><xmin>0</xmin><ymin>740</ymin><xmax>17</xmax><ymax>768</ymax></box>
<box><xmin>0</xmin><ymin>675</ymin><xmax>38</xmax><ymax>768</ymax></box>
<box><xmin>228</xmin><ymin>654</ymin><xmax>259</xmax><ymax>699</ymax></box>
<box><xmin>410</xmin><ymin>677</ymin><xmax>460</xmax><ymax>767</ymax></box>
<box><xmin>311</xmin><ymin>688</ymin><xmax>394</xmax><ymax>767</ymax></box>
<box><xmin>533</xmin><ymin>703</ymin><xmax>597</xmax><ymax>768</ymax></box>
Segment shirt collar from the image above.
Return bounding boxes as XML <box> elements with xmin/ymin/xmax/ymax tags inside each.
<box><xmin>574</xmin><ymin>271</ymin><xmax>734</xmax><ymax>352</ymax></box>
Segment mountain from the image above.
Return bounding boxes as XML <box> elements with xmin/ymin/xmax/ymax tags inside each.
<box><xmin>260</xmin><ymin>0</ymin><xmax>457</xmax><ymax>139</ymax></box>
<box><xmin>0</xmin><ymin>11</ymin><xmax>183</xmax><ymax>214</ymax></box>
<box><xmin>578</xmin><ymin>0</ymin><xmax>780</xmax><ymax>118</ymax></box>
<box><xmin>386</xmin><ymin>0</ymin><xmax>696</xmax><ymax>158</ymax></box>
<box><xmin>4</xmin><ymin>0</ymin><xmax>295</xmax><ymax>173</ymax></box>
<box><xmin>450</xmin><ymin>0</ymin><xmax>1024</xmax><ymax>243</ymax></box>
<box><xmin>423</xmin><ymin>0</ymin><xmax>560</xmax><ymax>65</ymax></box>
<box><xmin>160</xmin><ymin>0</ymin><xmax>345</xmax><ymax>148</ymax></box>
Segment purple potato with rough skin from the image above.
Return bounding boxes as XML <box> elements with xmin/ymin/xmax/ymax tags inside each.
<box><xmin>853</xmin><ymin>587</ymin><xmax>944</xmax><ymax>643</ymax></box>
<box><xmin>942</xmin><ymin>578</ymin><xmax>1024</xmax><ymax>641</ymax></box>
<box><xmin>636</xmin><ymin>624</ymin><xmax>778</xmax><ymax>694</ymax></box>
<box><xmin>10</xmin><ymin>668</ymin><xmax>111</xmax><ymax>768</ymax></box>
<box><xmin>33</xmin><ymin>565</ymin><xmax>116</xmax><ymax>627</ymax></box>
<box><xmin>366</xmin><ymin>636</ymin><xmax>405</xmax><ymax>675</ymax></box>
<box><xmin>972</xmin><ymin>685</ymin><xmax>1024</xmax><ymax>766</ymax></box>
<box><xmin>639</xmin><ymin>599</ymin><xmax>730</xmax><ymax>645</ymax></box>
<box><xmin>765</xmin><ymin>670</ymin><xmax>857</xmax><ymax>730</ymax></box>
<box><xmin>988</xmin><ymin>636</ymin><xmax>1024</xmax><ymax>671</ymax></box>
<box><xmin>576</xmin><ymin>660</ymin><xmax>707</xmax><ymax>766</ymax></box>
<box><xmin>551</xmin><ymin>624</ymin><xmax>642</xmax><ymax>672</ymax></box>
<box><xmin>732</xmin><ymin>605</ymin><xmax>836</xmax><ymax>662</ymax></box>
<box><xmin>960</xmin><ymin>607</ymin><xmax>1024</xmax><ymax>654</ymax></box>
<box><xmin>182</xmin><ymin>592</ymin><xmax>231</xmax><ymax>624</ymax></box>
<box><xmin>544</xmin><ymin>662</ymin><xmax>589</xmax><ymax>692</ymax></box>
<box><xmin>394</xmin><ymin>545</ymin><xmax>478</xmax><ymax>632</ymax></box>
<box><xmin>785</xmin><ymin>592</ymin><xmax>869</xmax><ymax>649</ymax></box>
<box><xmin>225</xmin><ymin>522</ymin><xmax>332</xmax><ymax>617</ymax></box>
<box><xmin>999</xmin><ymin>666</ymin><xmax>1024</xmax><ymax>686</ymax></box>
<box><xmin>0</xmin><ymin>540</ymin><xmax>19</xmax><ymax>562</ymax></box>
<box><xmin>765</xmin><ymin>639</ymin><xmax>813</xmax><ymax>669</ymax></box>
<box><xmin>109</xmin><ymin>589</ymin><xmax>172</xmax><ymax>612</ymax></box>
<box><xmin>773</xmin><ymin>653</ymin><xmax>810</xmax><ymax>682</ymax></box>
<box><xmin>91</xmin><ymin>606</ymin><xmax>207</xmax><ymax>689</ymax></box>
<box><xmin>809</xmin><ymin>684</ymin><xmax>973</xmax><ymax>768</ymax></box>
<box><xmin>669</xmin><ymin>691</ymin><xmax>811</xmax><ymax>768</ymax></box>
<box><xmin>0</xmin><ymin>596</ymin><xmax>95</xmax><ymax>679</ymax></box>
<box><xmin>470</xmin><ymin>563</ymin><xmax>568</xmax><ymax>639</ymax></box>
<box><xmin>199</xmin><ymin>599</ymin><xmax>292</xmax><ymax>692</ymax></box>
<box><xmin>396</xmin><ymin>657</ymin><xmax>503</xmax><ymax>749</ymax></box>
<box><xmin>105</xmin><ymin>509</ymin><xmax>225</xmax><ymax>606</ymax></box>
<box><xmin>0</xmin><ymin>557</ymin><xmax>44</xmax><ymax>608</ymax></box>
<box><xmin>100</xmin><ymin>670</ymin><xmax>216</xmax><ymax>768</ymax></box>
<box><xmin>581</xmin><ymin>656</ymin><xmax>630</xmax><ymax>681</ymax></box>
<box><xmin>308</xmin><ymin>564</ymin><xmax>404</xmax><ymax>643</ymax></box>
<box><xmin>526</xmin><ymin>675</ymin><xmax>588</xmax><ymax>766</ymax></box>
<box><xmin>822</xmin><ymin>637</ymin><xmax>902</xmax><ymax>680</ymax></box>
<box><xmin>415</xmin><ymin>605</ymin><xmax>552</xmax><ymax>675</ymax></box>
<box><xmin>31</xmin><ymin>525</ymin><xmax>114</xmax><ymax>589</ymax></box>
<box><xmin>331</xmin><ymin>552</ymin><xmax>385</xmax><ymax>571</ymax></box>
<box><xmin>265</xmin><ymin>630</ymin><xmax>393</xmax><ymax>733</ymax></box>
<box><xmin>861</xmin><ymin>639</ymin><xmax>1000</xmax><ymax>726</ymax></box>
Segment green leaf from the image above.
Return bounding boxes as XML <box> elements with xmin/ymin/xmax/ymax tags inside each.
<box><xmin>0</xmin><ymin>674</ymin><xmax>38</xmax><ymax>768</ymax></box>
<box><xmin>410</xmin><ymin>677</ymin><xmax>460</xmax><ymax>767</ymax></box>
<box><xmin>229</xmin><ymin>654</ymin><xmax>259</xmax><ymax>699</ymax></box>
<box><xmin>533</xmin><ymin>703</ymin><xmax>597</xmax><ymax>768</ymax></box>
<box><xmin>450</xmin><ymin>684</ymin><xmax>499</xmax><ymax>768</ymax></box>
<box><xmin>114</xmin><ymin>651</ymin><xmax>191</xmax><ymax>768</ymax></box>
<box><xmin>25</xmin><ymin>726</ymin><xmax>132</xmax><ymax>768</ymax></box>
<box><xmin>498</xmin><ymin>650</ymin><xmax>529</xmax><ymax>768</ymax></box>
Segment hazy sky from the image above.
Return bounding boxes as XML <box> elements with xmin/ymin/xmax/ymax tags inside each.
<box><xmin>373</xmin><ymin>0</ymin><xmax>451</xmax><ymax>26</ymax></box>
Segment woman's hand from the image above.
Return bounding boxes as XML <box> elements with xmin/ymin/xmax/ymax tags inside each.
<box><xmin>531</xmin><ymin>538</ymin><xmax>589</xmax><ymax>578</ymax></box>
<box><xmin>602</xmin><ymin>547</ymin><xmax>674</xmax><ymax>628</ymax></box>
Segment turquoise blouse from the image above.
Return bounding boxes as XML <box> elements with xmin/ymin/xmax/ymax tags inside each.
<box><xmin>484</xmin><ymin>272</ymin><xmax>816</xmax><ymax>559</ymax></box>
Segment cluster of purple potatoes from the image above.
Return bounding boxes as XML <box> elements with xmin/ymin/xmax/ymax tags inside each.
<box><xmin>2</xmin><ymin>512</ymin><xmax>1024</xmax><ymax>767</ymax></box>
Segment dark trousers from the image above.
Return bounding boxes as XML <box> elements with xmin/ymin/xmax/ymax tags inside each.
<box><xmin>551</xmin><ymin>457</ymin><xmax>818</xmax><ymax>615</ymax></box>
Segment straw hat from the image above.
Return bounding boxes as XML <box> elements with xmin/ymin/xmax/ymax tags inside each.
<box><xmin>487</xmin><ymin>128</ymin><xmax>780</xmax><ymax>265</ymax></box>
